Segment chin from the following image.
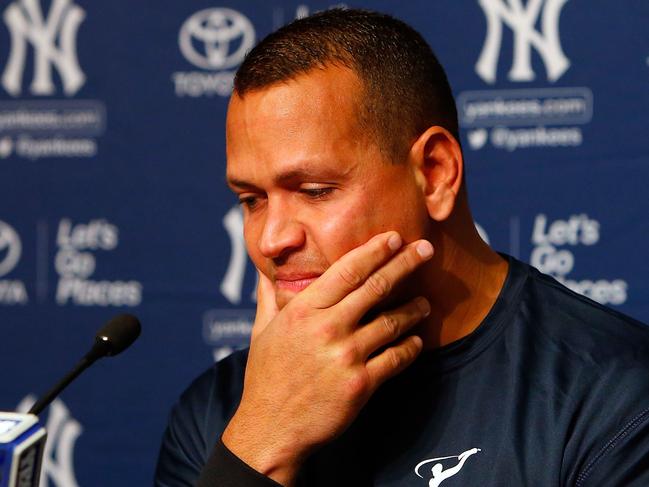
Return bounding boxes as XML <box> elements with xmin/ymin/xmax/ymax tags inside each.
<box><xmin>275</xmin><ymin>290</ymin><xmax>296</xmax><ymax>310</ymax></box>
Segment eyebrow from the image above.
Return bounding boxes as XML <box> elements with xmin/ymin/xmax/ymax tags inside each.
<box><xmin>226</xmin><ymin>177</ymin><xmax>258</xmax><ymax>191</ymax></box>
<box><xmin>227</xmin><ymin>164</ymin><xmax>353</xmax><ymax>190</ymax></box>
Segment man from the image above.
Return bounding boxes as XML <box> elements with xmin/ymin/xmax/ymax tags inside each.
<box><xmin>155</xmin><ymin>9</ymin><xmax>649</xmax><ymax>486</ymax></box>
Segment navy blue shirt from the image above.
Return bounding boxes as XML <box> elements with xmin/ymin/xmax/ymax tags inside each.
<box><xmin>155</xmin><ymin>257</ymin><xmax>649</xmax><ymax>486</ymax></box>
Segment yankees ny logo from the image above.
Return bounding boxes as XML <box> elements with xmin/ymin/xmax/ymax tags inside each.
<box><xmin>220</xmin><ymin>206</ymin><xmax>256</xmax><ymax>304</ymax></box>
<box><xmin>2</xmin><ymin>0</ymin><xmax>86</xmax><ymax>96</ymax></box>
<box><xmin>475</xmin><ymin>0</ymin><xmax>570</xmax><ymax>83</ymax></box>
<box><xmin>17</xmin><ymin>395</ymin><xmax>82</xmax><ymax>487</ymax></box>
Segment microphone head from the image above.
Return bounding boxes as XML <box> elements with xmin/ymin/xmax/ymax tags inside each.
<box><xmin>95</xmin><ymin>314</ymin><xmax>141</xmax><ymax>357</ymax></box>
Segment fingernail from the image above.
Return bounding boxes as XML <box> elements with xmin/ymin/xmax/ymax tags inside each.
<box><xmin>388</xmin><ymin>233</ymin><xmax>402</xmax><ymax>250</ymax></box>
<box><xmin>416</xmin><ymin>241</ymin><xmax>433</xmax><ymax>259</ymax></box>
<box><xmin>417</xmin><ymin>297</ymin><xmax>430</xmax><ymax>316</ymax></box>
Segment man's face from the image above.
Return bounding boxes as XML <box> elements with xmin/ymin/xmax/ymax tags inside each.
<box><xmin>226</xmin><ymin>66</ymin><xmax>431</xmax><ymax>309</ymax></box>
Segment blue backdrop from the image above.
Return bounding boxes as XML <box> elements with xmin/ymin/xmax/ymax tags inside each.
<box><xmin>1</xmin><ymin>0</ymin><xmax>648</xmax><ymax>485</ymax></box>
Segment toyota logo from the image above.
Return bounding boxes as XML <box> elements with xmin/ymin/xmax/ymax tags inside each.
<box><xmin>0</xmin><ymin>221</ymin><xmax>21</xmax><ymax>277</ymax></box>
<box><xmin>179</xmin><ymin>8</ymin><xmax>255</xmax><ymax>71</ymax></box>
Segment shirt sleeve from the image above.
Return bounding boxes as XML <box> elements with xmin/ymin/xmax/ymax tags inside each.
<box><xmin>572</xmin><ymin>407</ymin><xmax>649</xmax><ymax>487</ymax></box>
<box><xmin>196</xmin><ymin>439</ymin><xmax>284</xmax><ymax>487</ymax></box>
<box><xmin>562</xmin><ymin>356</ymin><xmax>649</xmax><ymax>487</ymax></box>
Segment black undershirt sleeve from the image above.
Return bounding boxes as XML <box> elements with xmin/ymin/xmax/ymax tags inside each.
<box><xmin>196</xmin><ymin>439</ymin><xmax>283</xmax><ymax>487</ymax></box>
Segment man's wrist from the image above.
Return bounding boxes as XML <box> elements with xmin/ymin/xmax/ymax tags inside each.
<box><xmin>197</xmin><ymin>438</ymin><xmax>285</xmax><ymax>487</ymax></box>
<box><xmin>222</xmin><ymin>415</ymin><xmax>305</xmax><ymax>486</ymax></box>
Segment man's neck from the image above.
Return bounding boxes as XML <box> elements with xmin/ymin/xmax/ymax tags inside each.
<box><xmin>416</xmin><ymin>224</ymin><xmax>509</xmax><ymax>350</ymax></box>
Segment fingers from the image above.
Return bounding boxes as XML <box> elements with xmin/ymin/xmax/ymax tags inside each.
<box><xmin>337</xmin><ymin>240</ymin><xmax>434</xmax><ymax>323</ymax></box>
<box><xmin>300</xmin><ymin>232</ymin><xmax>404</xmax><ymax>309</ymax></box>
<box><xmin>251</xmin><ymin>271</ymin><xmax>279</xmax><ymax>339</ymax></box>
<box><xmin>354</xmin><ymin>297</ymin><xmax>430</xmax><ymax>358</ymax></box>
<box><xmin>365</xmin><ymin>335</ymin><xmax>423</xmax><ymax>388</ymax></box>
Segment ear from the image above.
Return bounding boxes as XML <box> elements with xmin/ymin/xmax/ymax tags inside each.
<box><xmin>409</xmin><ymin>126</ymin><xmax>464</xmax><ymax>222</ymax></box>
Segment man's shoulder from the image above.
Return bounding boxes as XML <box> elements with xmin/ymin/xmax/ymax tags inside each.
<box><xmin>177</xmin><ymin>348</ymin><xmax>250</xmax><ymax>414</ymax></box>
<box><xmin>154</xmin><ymin>349</ymin><xmax>250</xmax><ymax>485</ymax></box>
<box><xmin>497</xmin><ymin>260</ymin><xmax>649</xmax><ymax>484</ymax></box>
<box><xmin>166</xmin><ymin>348</ymin><xmax>250</xmax><ymax>446</ymax></box>
<box><xmin>512</xmin><ymin>259</ymin><xmax>649</xmax><ymax>371</ymax></box>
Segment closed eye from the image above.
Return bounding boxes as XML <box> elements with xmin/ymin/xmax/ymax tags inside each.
<box><xmin>238</xmin><ymin>195</ymin><xmax>263</xmax><ymax>210</ymax></box>
<box><xmin>299</xmin><ymin>187</ymin><xmax>335</xmax><ymax>199</ymax></box>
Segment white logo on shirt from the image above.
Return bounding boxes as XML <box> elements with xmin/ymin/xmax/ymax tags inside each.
<box><xmin>414</xmin><ymin>448</ymin><xmax>481</xmax><ymax>486</ymax></box>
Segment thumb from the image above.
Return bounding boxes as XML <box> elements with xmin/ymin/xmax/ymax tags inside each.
<box><xmin>251</xmin><ymin>270</ymin><xmax>279</xmax><ymax>340</ymax></box>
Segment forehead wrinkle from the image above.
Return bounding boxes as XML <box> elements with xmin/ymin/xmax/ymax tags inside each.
<box><xmin>226</xmin><ymin>66</ymin><xmax>372</xmax><ymax>189</ymax></box>
<box><xmin>245</xmin><ymin>68</ymin><xmax>361</xmax><ymax>135</ymax></box>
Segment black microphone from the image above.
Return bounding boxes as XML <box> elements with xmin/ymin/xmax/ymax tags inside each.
<box><xmin>0</xmin><ymin>314</ymin><xmax>141</xmax><ymax>487</ymax></box>
<box><xmin>28</xmin><ymin>314</ymin><xmax>141</xmax><ymax>416</ymax></box>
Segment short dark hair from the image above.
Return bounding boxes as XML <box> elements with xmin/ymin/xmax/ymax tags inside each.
<box><xmin>234</xmin><ymin>8</ymin><xmax>459</xmax><ymax>162</ymax></box>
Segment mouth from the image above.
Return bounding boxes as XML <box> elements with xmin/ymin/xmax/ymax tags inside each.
<box><xmin>274</xmin><ymin>273</ymin><xmax>321</xmax><ymax>293</ymax></box>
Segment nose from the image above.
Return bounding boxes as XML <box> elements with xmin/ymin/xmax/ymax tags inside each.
<box><xmin>257</xmin><ymin>197</ymin><xmax>306</xmax><ymax>259</ymax></box>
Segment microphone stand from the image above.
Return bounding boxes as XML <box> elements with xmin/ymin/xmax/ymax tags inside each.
<box><xmin>28</xmin><ymin>338</ymin><xmax>111</xmax><ymax>416</ymax></box>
